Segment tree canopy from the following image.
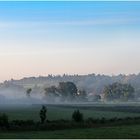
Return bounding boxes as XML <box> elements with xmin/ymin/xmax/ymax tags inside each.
<box><xmin>58</xmin><ymin>82</ymin><xmax>78</xmax><ymax>100</ymax></box>
<box><xmin>103</xmin><ymin>82</ymin><xmax>135</xmax><ymax>101</ymax></box>
<box><xmin>44</xmin><ymin>82</ymin><xmax>78</xmax><ymax>102</ymax></box>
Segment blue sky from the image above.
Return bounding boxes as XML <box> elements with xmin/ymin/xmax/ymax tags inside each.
<box><xmin>0</xmin><ymin>1</ymin><xmax>140</xmax><ymax>81</ymax></box>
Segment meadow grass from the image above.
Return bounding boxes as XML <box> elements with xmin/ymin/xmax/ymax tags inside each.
<box><xmin>1</xmin><ymin>104</ymin><xmax>140</xmax><ymax>121</ymax></box>
<box><xmin>1</xmin><ymin>104</ymin><xmax>140</xmax><ymax>139</ymax></box>
<box><xmin>1</xmin><ymin>125</ymin><xmax>140</xmax><ymax>139</ymax></box>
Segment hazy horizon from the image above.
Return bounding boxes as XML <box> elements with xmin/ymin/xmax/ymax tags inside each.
<box><xmin>0</xmin><ymin>1</ymin><xmax>140</xmax><ymax>82</ymax></box>
<box><xmin>1</xmin><ymin>72</ymin><xmax>140</xmax><ymax>83</ymax></box>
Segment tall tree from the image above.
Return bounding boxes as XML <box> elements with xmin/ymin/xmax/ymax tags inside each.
<box><xmin>39</xmin><ymin>105</ymin><xmax>47</xmax><ymax>124</ymax></box>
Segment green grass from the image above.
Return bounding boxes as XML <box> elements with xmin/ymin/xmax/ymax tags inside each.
<box><xmin>1</xmin><ymin>125</ymin><xmax>140</xmax><ymax>139</ymax></box>
<box><xmin>1</xmin><ymin>104</ymin><xmax>140</xmax><ymax>121</ymax></box>
<box><xmin>1</xmin><ymin>104</ymin><xmax>140</xmax><ymax>138</ymax></box>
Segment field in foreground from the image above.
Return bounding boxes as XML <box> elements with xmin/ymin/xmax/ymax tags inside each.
<box><xmin>1</xmin><ymin>104</ymin><xmax>140</xmax><ymax>138</ymax></box>
<box><xmin>1</xmin><ymin>125</ymin><xmax>140</xmax><ymax>139</ymax></box>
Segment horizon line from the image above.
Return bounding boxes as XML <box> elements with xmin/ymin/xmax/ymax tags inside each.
<box><xmin>2</xmin><ymin>72</ymin><xmax>140</xmax><ymax>82</ymax></box>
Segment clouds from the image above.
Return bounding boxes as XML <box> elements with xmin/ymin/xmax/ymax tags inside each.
<box><xmin>0</xmin><ymin>16</ymin><xmax>140</xmax><ymax>30</ymax></box>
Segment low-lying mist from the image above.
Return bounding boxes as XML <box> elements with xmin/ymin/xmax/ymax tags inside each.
<box><xmin>0</xmin><ymin>89</ymin><xmax>46</xmax><ymax>104</ymax></box>
<box><xmin>1</xmin><ymin>73</ymin><xmax>140</xmax><ymax>105</ymax></box>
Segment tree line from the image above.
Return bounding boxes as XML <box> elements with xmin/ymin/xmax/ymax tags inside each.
<box><xmin>26</xmin><ymin>82</ymin><xmax>135</xmax><ymax>102</ymax></box>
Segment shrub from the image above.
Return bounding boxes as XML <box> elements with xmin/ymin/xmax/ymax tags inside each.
<box><xmin>0</xmin><ymin>113</ymin><xmax>9</xmax><ymax>129</ymax></box>
<box><xmin>100</xmin><ymin>117</ymin><xmax>106</xmax><ymax>124</ymax></box>
<box><xmin>72</xmin><ymin>110</ymin><xmax>83</xmax><ymax>122</ymax></box>
<box><xmin>12</xmin><ymin>120</ymin><xmax>35</xmax><ymax>126</ymax></box>
<box><xmin>87</xmin><ymin>117</ymin><xmax>99</xmax><ymax>124</ymax></box>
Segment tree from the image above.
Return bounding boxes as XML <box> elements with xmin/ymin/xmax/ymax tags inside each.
<box><xmin>72</xmin><ymin>110</ymin><xmax>83</xmax><ymax>122</ymax></box>
<box><xmin>44</xmin><ymin>86</ymin><xmax>59</xmax><ymax>102</ymax></box>
<box><xmin>39</xmin><ymin>105</ymin><xmax>47</xmax><ymax>123</ymax></box>
<box><xmin>26</xmin><ymin>88</ymin><xmax>32</xmax><ymax>98</ymax></box>
<box><xmin>58</xmin><ymin>82</ymin><xmax>78</xmax><ymax>101</ymax></box>
<box><xmin>103</xmin><ymin>82</ymin><xmax>135</xmax><ymax>101</ymax></box>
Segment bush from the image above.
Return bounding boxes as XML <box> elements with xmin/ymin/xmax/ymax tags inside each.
<box><xmin>72</xmin><ymin>110</ymin><xmax>83</xmax><ymax>122</ymax></box>
<box><xmin>87</xmin><ymin>117</ymin><xmax>99</xmax><ymax>124</ymax></box>
<box><xmin>109</xmin><ymin>117</ymin><xmax>120</xmax><ymax>123</ymax></box>
<box><xmin>0</xmin><ymin>113</ymin><xmax>9</xmax><ymax>129</ymax></box>
<box><xmin>100</xmin><ymin>117</ymin><xmax>106</xmax><ymax>124</ymax></box>
<box><xmin>12</xmin><ymin>120</ymin><xmax>35</xmax><ymax>126</ymax></box>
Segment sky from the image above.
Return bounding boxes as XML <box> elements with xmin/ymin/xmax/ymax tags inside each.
<box><xmin>0</xmin><ymin>1</ymin><xmax>140</xmax><ymax>81</ymax></box>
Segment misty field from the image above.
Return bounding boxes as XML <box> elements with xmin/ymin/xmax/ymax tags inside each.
<box><xmin>1</xmin><ymin>125</ymin><xmax>140</xmax><ymax>139</ymax></box>
<box><xmin>1</xmin><ymin>103</ymin><xmax>140</xmax><ymax>121</ymax></box>
<box><xmin>1</xmin><ymin>104</ymin><xmax>140</xmax><ymax>138</ymax></box>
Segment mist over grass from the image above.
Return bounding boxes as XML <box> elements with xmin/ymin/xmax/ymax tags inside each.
<box><xmin>0</xmin><ymin>73</ymin><xmax>140</xmax><ymax>105</ymax></box>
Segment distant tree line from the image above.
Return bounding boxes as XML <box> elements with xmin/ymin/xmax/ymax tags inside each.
<box><xmin>3</xmin><ymin>73</ymin><xmax>140</xmax><ymax>101</ymax></box>
<box><xmin>24</xmin><ymin>81</ymin><xmax>136</xmax><ymax>103</ymax></box>
<box><xmin>43</xmin><ymin>81</ymin><xmax>135</xmax><ymax>102</ymax></box>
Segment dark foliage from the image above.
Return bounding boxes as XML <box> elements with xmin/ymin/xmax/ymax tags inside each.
<box><xmin>100</xmin><ymin>117</ymin><xmax>106</xmax><ymax>124</ymax></box>
<box><xmin>86</xmin><ymin>117</ymin><xmax>100</xmax><ymax>124</ymax></box>
<box><xmin>1</xmin><ymin>116</ymin><xmax>140</xmax><ymax>131</ymax></box>
<box><xmin>103</xmin><ymin>82</ymin><xmax>135</xmax><ymax>101</ymax></box>
<box><xmin>72</xmin><ymin>110</ymin><xmax>83</xmax><ymax>122</ymax></box>
<box><xmin>40</xmin><ymin>105</ymin><xmax>47</xmax><ymax>124</ymax></box>
<box><xmin>44</xmin><ymin>82</ymin><xmax>78</xmax><ymax>101</ymax></box>
<box><xmin>26</xmin><ymin>88</ymin><xmax>32</xmax><ymax>97</ymax></box>
<box><xmin>58</xmin><ymin>82</ymin><xmax>78</xmax><ymax>101</ymax></box>
<box><xmin>12</xmin><ymin>120</ymin><xmax>35</xmax><ymax>126</ymax></box>
<box><xmin>0</xmin><ymin>113</ymin><xmax>9</xmax><ymax>129</ymax></box>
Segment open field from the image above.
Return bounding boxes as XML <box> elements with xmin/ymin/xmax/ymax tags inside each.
<box><xmin>1</xmin><ymin>125</ymin><xmax>140</xmax><ymax>139</ymax></box>
<box><xmin>1</xmin><ymin>104</ymin><xmax>140</xmax><ymax>138</ymax></box>
<box><xmin>1</xmin><ymin>103</ymin><xmax>140</xmax><ymax>121</ymax></box>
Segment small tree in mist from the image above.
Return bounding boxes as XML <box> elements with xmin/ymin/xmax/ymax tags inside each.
<box><xmin>39</xmin><ymin>105</ymin><xmax>47</xmax><ymax>124</ymax></box>
<box><xmin>72</xmin><ymin>110</ymin><xmax>83</xmax><ymax>122</ymax></box>
<box><xmin>26</xmin><ymin>88</ymin><xmax>32</xmax><ymax>98</ymax></box>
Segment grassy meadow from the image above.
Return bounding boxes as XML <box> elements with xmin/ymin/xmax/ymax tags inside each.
<box><xmin>1</xmin><ymin>103</ymin><xmax>140</xmax><ymax>138</ymax></box>
<box><xmin>1</xmin><ymin>103</ymin><xmax>140</xmax><ymax>121</ymax></box>
<box><xmin>1</xmin><ymin>125</ymin><xmax>140</xmax><ymax>139</ymax></box>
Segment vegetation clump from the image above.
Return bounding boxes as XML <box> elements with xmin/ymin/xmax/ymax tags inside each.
<box><xmin>26</xmin><ymin>88</ymin><xmax>32</xmax><ymax>98</ymax></box>
<box><xmin>40</xmin><ymin>105</ymin><xmax>47</xmax><ymax>124</ymax></box>
<box><xmin>0</xmin><ymin>113</ymin><xmax>9</xmax><ymax>129</ymax></box>
<box><xmin>103</xmin><ymin>82</ymin><xmax>135</xmax><ymax>101</ymax></box>
<box><xmin>72</xmin><ymin>110</ymin><xmax>83</xmax><ymax>122</ymax></box>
